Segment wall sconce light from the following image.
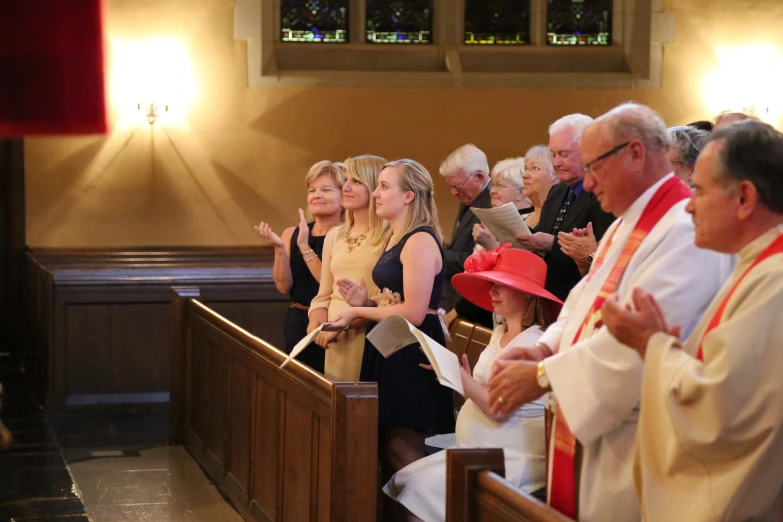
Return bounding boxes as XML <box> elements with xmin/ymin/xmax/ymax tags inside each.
<box><xmin>111</xmin><ymin>38</ymin><xmax>196</xmax><ymax>128</ymax></box>
<box><xmin>137</xmin><ymin>102</ymin><xmax>169</xmax><ymax>125</ymax></box>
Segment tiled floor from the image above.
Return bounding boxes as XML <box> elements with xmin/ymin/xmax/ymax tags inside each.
<box><xmin>0</xmin><ymin>360</ymin><xmax>241</xmax><ymax>522</ymax></box>
<box><xmin>52</xmin><ymin>410</ymin><xmax>243</xmax><ymax>522</ymax></box>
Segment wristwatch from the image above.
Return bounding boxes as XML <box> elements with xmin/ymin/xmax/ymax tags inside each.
<box><xmin>536</xmin><ymin>360</ymin><xmax>551</xmax><ymax>391</ymax></box>
<box><xmin>586</xmin><ymin>253</ymin><xmax>595</xmax><ymax>264</ymax></box>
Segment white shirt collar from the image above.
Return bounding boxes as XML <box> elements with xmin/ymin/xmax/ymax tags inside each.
<box><xmin>620</xmin><ymin>172</ymin><xmax>676</xmax><ymax>226</ymax></box>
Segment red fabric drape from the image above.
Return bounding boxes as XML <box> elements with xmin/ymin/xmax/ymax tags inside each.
<box><xmin>0</xmin><ymin>0</ymin><xmax>107</xmax><ymax>136</ymax></box>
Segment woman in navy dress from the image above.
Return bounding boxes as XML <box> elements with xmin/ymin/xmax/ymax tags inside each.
<box><xmin>254</xmin><ymin>161</ymin><xmax>345</xmax><ymax>372</ymax></box>
<box><xmin>324</xmin><ymin>159</ymin><xmax>454</xmax><ymax>522</ymax></box>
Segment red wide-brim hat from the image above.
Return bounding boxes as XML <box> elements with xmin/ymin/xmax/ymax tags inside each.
<box><xmin>452</xmin><ymin>246</ymin><xmax>563</xmax><ymax>313</ymax></box>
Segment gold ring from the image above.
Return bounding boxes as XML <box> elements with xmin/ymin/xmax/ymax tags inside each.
<box><xmin>496</xmin><ymin>396</ymin><xmax>505</xmax><ymax>405</ymax></box>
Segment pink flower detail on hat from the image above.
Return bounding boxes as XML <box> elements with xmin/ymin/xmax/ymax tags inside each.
<box><xmin>464</xmin><ymin>243</ymin><xmax>511</xmax><ymax>273</ymax></box>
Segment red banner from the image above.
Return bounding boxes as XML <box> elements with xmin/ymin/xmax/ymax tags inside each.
<box><xmin>0</xmin><ymin>0</ymin><xmax>107</xmax><ymax>136</ymax></box>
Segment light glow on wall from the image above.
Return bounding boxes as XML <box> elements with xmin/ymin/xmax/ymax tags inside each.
<box><xmin>702</xmin><ymin>43</ymin><xmax>783</xmax><ymax>126</ymax></box>
<box><xmin>109</xmin><ymin>38</ymin><xmax>196</xmax><ymax>126</ymax></box>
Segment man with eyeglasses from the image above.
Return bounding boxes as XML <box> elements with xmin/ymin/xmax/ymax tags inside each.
<box><xmin>515</xmin><ymin>114</ymin><xmax>615</xmax><ymax>301</ymax></box>
<box><xmin>487</xmin><ymin>103</ymin><xmax>733</xmax><ymax>522</ymax></box>
<box><xmin>439</xmin><ymin>144</ymin><xmax>494</xmax><ymax>328</ymax></box>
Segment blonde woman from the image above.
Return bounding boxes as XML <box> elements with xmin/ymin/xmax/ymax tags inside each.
<box><xmin>324</xmin><ymin>160</ymin><xmax>454</xmax><ymax>522</ymax></box>
<box><xmin>308</xmin><ymin>155</ymin><xmax>388</xmax><ymax>381</ymax></box>
<box><xmin>255</xmin><ymin>160</ymin><xmax>345</xmax><ymax>373</ymax></box>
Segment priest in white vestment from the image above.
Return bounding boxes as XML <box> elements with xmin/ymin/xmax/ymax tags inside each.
<box><xmin>603</xmin><ymin>119</ymin><xmax>783</xmax><ymax>522</ymax></box>
<box><xmin>486</xmin><ymin>103</ymin><xmax>735</xmax><ymax>522</ymax></box>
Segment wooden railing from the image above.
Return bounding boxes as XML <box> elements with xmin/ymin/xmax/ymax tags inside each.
<box><xmin>446</xmin><ymin>449</ymin><xmax>575</xmax><ymax>522</ymax></box>
<box><xmin>171</xmin><ymin>287</ymin><xmax>378</xmax><ymax>522</ymax></box>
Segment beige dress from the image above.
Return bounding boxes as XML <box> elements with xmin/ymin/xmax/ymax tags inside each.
<box><xmin>309</xmin><ymin>227</ymin><xmax>383</xmax><ymax>382</ymax></box>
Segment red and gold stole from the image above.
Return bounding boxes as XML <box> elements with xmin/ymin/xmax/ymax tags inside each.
<box><xmin>548</xmin><ymin>176</ymin><xmax>692</xmax><ymax>519</ymax></box>
<box><xmin>696</xmin><ymin>233</ymin><xmax>783</xmax><ymax>361</ymax></box>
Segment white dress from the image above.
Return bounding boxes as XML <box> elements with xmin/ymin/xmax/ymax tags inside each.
<box><xmin>383</xmin><ymin>326</ymin><xmax>547</xmax><ymax>522</ymax></box>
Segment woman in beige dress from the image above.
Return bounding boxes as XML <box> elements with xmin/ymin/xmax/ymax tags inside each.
<box><xmin>308</xmin><ymin>155</ymin><xmax>388</xmax><ymax>381</ymax></box>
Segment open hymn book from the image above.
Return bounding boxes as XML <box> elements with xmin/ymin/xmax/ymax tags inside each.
<box><xmin>470</xmin><ymin>202</ymin><xmax>531</xmax><ymax>250</ymax></box>
<box><xmin>366</xmin><ymin>315</ymin><xmax>464</xmax><ymax>396</ymax></box>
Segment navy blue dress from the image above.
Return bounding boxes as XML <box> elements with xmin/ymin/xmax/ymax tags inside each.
<box><xmin>360</xmin><ymin>226</ymin><xmax>455</xmax><ymax>435</ymax></box>
<box><xmin>283</xmin><ymin>223</ymin><xmax>326</xmax><ymax>373</ymax></box>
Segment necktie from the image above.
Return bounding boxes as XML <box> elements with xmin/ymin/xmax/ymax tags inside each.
<box><xmin>552</xmin><ymin>188</ymin><xmax>575</xmax><ymax>235</ymax></box>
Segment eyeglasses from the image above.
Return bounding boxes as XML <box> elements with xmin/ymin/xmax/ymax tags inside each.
<box><xmin>584</xmin><ymin>141</ymin><xmax>631</xmax><ymax>175</ymax></box>
<box><xmin>524</xmin><ymin>165</ymin><xmax>543</xmax><ymax>172</ymax></box>
<box><xmin>447</xmin><ymin>171</ymin><xmax>477</xmax><ymax>191</ymax></box>
<box><xmin>490</xmin><ymin>182</ymin><xmax>516</xmax><ymax>190</ymax></box>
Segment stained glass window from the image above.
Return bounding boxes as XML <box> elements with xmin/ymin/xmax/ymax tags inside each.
<box><xmin>547</xmin><ymin>0</ymin><xmax>612</xmax><ymax>46</ymax></box>
<box><xmin>366</xmin><ymin>0</ymin><xmax>434</xmax><ymax>44</ymax></box>
<box><xmin>465</xmin><ymin>0</ymin><xmax>531</xmax><ymax>45</ymax></box>
<box><xmin>281</xmin><ymin>0</ymin><xmax>349</xmax><ymax>43</ymax></box>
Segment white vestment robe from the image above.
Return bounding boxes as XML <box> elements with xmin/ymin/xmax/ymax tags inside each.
<box><xmin>636</xmin><ymin>224</ymin><xmax>783</xmax><ymax>522</ymax></box>
<box><xmin>538</xmin><ymin>174</ymin><xmax>736</xmax><ymax>522</ymax></box>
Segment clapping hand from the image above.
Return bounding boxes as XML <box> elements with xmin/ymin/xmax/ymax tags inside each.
<box><xmin>296</xmin><ymin>209</ymin><xmax>310</xmax><ymax>251</ymax></box>
<box><xmin>559</xmin><ymin>222</ymin><xmax>597</xmax><ymax>264</ymax></box>
<box><xmin>254</xmin><ymin>221</ymin><xmax>284</xmax><ymax>249</ymax></box>
<box><xmin>337</xmin><ymin>278</ymin><xmax>369</xmax><ymax>307</ymax></box>
<box><xmin>601</xmin><ymin>287</ymin><xmax>681</xmax><ymax>360</ymax></box>
<box><xmin>473</xmin><ymin>223</ymin><xmax>500</xmax><ymax>250</ymax></box>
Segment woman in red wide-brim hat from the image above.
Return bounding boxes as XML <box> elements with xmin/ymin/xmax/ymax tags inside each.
<box><xmin>384</xmin><ymin>245</ymin><xmax>563</xmax><ymax>522</ymax></box>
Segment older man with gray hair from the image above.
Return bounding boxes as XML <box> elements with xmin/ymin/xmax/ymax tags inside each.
<box><xmin>488</xmin><ymin>102</ymin><xmax>734</xmax><ymax>521</ymax></box>
<box><xmin>439</xmin><ymin>144</ymin><xmax>494</xmax><ymax>327</ymax></box>
<box><xmin>515</xmin><ymin>114</ymin><xmax>615</xmax><ymax>301</ymax></box>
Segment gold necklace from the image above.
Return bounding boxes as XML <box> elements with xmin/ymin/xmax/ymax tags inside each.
<box><xmin>345</xmin><ymin>231</ymin><xmax>367</xmax><ymax>253</ymax></box>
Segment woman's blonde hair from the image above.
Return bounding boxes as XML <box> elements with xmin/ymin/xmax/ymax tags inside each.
<box><xmin>382</xmin><ymin>159</ymin><xmax>444</xmax><ymax>247</ymax></box>
<box><xmin>304</xmin><ymin>160</ymin><xmax>346</xmax><ymax>188</ymax></box>
<box><xmin>337</xmin><ymin>155</ymin><xmax>389</xmax><ymax>246</ymax></box>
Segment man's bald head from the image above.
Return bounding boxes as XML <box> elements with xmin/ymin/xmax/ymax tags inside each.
<box><xmin>580</xmin><ymin>103</ymin><xmax>673</xmax><ymax>216</ymax></box>
<box><xmin>714</xmin><ymin>112</ymin><xmax>752</xmax><ymax>128</ymax></box>
<box><xmin>594</xmin><ymin>102</ymin><xmax>670</xmax><ymax>155</ymax></box>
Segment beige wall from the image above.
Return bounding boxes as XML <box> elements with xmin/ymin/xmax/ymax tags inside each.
<box><xmin>24</xmin><ymin>0</ymin><xmax>783</xmax><ymax>247</ymax></box>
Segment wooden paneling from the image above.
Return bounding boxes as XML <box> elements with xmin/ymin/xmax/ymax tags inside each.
<box><xmin>171</xmin><ymin>290</ymin><xmax>378</xmax><ymax>522</ymax></box>
<box><xmin>23</xmin><ymin>247</ymin><xmax>290</xmax><ymax>412</ymax></box>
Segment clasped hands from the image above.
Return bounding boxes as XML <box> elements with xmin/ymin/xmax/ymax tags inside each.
<box><xmin>559</xmin><ymin>222</ymin><xmax>597</xmax><ymax>269</ymax></box>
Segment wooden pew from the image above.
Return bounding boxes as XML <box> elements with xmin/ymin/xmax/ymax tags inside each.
<box><xmin>171</xmin><ymin>287</ymin><xmax>378</xmax><ymax>522</ymax></box>
<box><xmin>446</xmin><ymin>449</ymin><xmax>575</xmax><ymax>522</ymax></box>
<box><xmin>23</xmin><ymin>246</ymin><xmax>290</xmax><ymax>413</ymax></box>
<box><xmin>447</xmin><ymin>318</ymin><xmax>493</xmax><ymax>408</ymax></box>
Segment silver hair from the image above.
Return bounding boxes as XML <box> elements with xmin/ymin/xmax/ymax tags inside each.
<box><xmin>668</xmin><ymin>126</ymin><xmax>709</xmax><ymax>168</ymax></box>
<box><xmin>602</xmin><ymin>102</ymin><xmax>670</xmax><ymax>154</ymax></box>
<box><xmin>439</xmin><ymin>143</ymin><xmax>490</xmax><ymax>178</ymax></box>
<box><xmin>490</xmin><ymin>157</ymin><xmax>526</xmax><ymax>189</ymax></box>
<box><xmin>524</xmin><ymin>145</ymin><xmax>558</xmax><ymax>182</ymax></box>
<box><xmin>548</xmin><ymin>114</ymin><xmax>594</xmax><ymax>144</ymax></box>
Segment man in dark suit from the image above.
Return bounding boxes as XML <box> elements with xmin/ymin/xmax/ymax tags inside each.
<box><xmin>439</xmin><ymin>144</ymin><xmax>494</xmax><ymax>327</ymax></box>
<box><xmin>515</xmin><ymin>115</ymin><xmax>615</xmax><ymax>301</ymax></box>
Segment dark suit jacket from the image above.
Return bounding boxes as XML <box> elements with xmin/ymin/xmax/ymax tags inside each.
<box><xmin>537</xmin><ymin>182</ymin><xmax>616</xmax><ymax>301</ymax></box>
<box><xmin>442</xmin><ymin>186</ymin><xmax>493</xmax><ymax>326</ymax></box>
